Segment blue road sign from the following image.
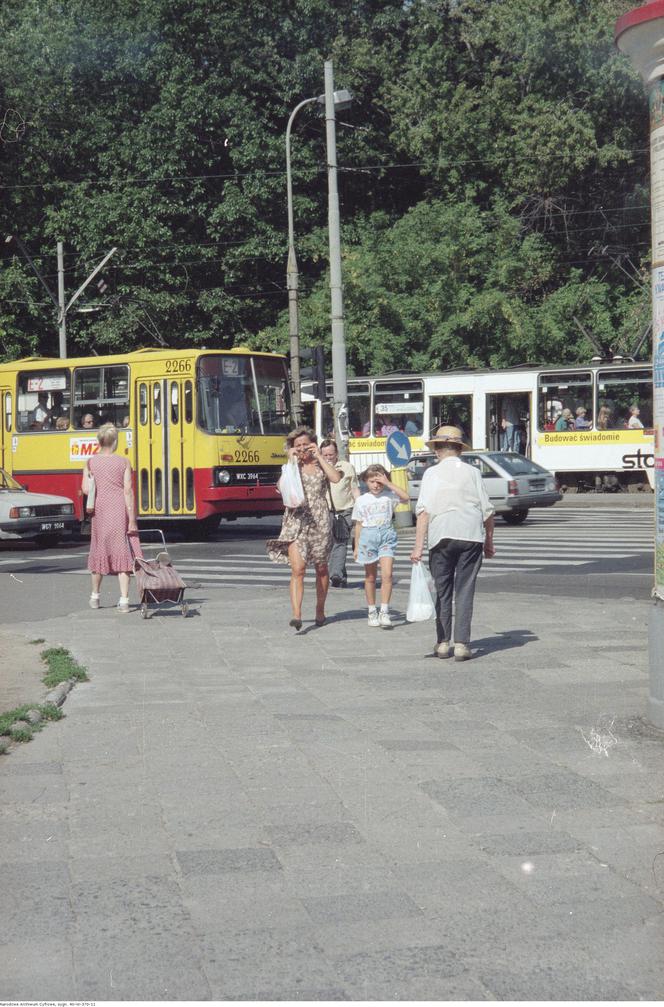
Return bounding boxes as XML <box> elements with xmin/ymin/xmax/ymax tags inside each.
<box><xmin>385</xmin><ymin>430</ymin><xmax>412</xmax><ymax>468</ymax></box>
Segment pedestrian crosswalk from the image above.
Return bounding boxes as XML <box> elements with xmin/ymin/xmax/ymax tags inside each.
<box><xmin>122</xmin><ymin>507</ymin><xmax>654</xmax><ymax>589</ymax></box>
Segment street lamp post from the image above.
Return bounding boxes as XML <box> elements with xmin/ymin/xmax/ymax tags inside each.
<box><xmin>285</xmin><ymin>83</ymin><xmax>353</xmax><ymax>427</ymax></box>
<box><xmin>616</xmin><ymin>2</ymin><xmax>664</xmax><ymax>728</ymax></box>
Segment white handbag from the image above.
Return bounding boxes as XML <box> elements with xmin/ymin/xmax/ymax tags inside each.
<box><xmin>279</xmin><ymin>460</ymin><xmax>305</xmax><ymax>509</ymax></box>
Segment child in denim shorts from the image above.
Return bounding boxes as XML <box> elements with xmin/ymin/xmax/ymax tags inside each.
<box><xmin>352</xmin><ymin>464</ymin><xmax>410</xmax><ymax>628</ymax></box>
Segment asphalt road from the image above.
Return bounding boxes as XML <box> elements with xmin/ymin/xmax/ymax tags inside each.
<box><xmin>0</xmin><ymin>506</ymin><xmax>654</xmax><ymax>626</ymax></box>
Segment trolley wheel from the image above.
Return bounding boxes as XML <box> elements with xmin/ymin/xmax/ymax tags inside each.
<box><xmin>140</xmin><ymin>603</ymin><xmax>150</xmax><ymax>620</ymax></box>
<box><xmin>181</xmin><ymin>602</ymin><xmax>189</xmax><ymax>618</ymax></box>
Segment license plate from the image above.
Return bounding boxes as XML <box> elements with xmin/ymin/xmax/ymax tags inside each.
<box><xmin>40</xmin><ymin>522</ymin><xmax>65</xmax><ymax>531</ymax></box>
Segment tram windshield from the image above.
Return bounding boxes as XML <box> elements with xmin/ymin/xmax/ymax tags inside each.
<box><xmin>372</xmin><ymin>380</ymin><xmax>424</xmax><ymax>437</ymax></box>
<box><xmin>321</xmin><ymin>380</ymin><xmax>371</xmax><ymax>439</ymax></box>
<box><xmin>596</xmin><ymin>369</ymin><xmax>652</xmax><ymax>430</ymax></box>
<box><xmin>197</xmin><ymin>355</ymin><xmax>291</xmax><ymax>435</ymax></box>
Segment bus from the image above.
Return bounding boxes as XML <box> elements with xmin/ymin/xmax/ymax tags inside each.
<box><xmin>303</xmin><ymin>360</ymin><xmax>655</xmax><ymax>492</ymax></box>
<box><xmin>0</xmin><ymin>347</ymin><xmax>292</xmax><ymax>530</ymax></box>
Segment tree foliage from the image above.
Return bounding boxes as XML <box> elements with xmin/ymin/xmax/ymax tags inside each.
<box><xmin>0</xmin><ymin>0</ymin><xmax>650</xmax><ymax>371</ymax></box>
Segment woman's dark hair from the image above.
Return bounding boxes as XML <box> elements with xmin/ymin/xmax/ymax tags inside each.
<box><xmin>320</xmin><ymin>438</ymin><xmax>338</xmax><ymax>452</ymax></box>
<box><xmin>360</xmin><ymin>463</ymin><xmax>389</xmax><ymax>481</ymax></box>
<box><xmin>285</xmin><ymin>425</ymin><xmax>317</xmax><ymax>449</ymax></box>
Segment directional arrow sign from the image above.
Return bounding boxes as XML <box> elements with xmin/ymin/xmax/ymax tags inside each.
<box><xmin>385</xmin><ymin>430</ymin><xmax>412</xmax><ymax>468</ymax></box>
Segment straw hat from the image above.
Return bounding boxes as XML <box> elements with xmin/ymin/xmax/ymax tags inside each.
<box><xmin>425</xmin><ymin>425</ymin><xmax>469</xmax><ymax>450</ymax></box>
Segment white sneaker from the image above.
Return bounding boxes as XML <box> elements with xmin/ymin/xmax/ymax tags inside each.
<box><xmin>368</xmin><ymin>610</ymin><xmax>380</xmax><ymax>628</ymax></box>
<box><xmin>89</xmin><ymin>594</ymin><xmax>100</xmax><ymax>610</ymax></box>
<box><xmin>117</xmin><ymin>598</ymin><xmax>130</xmax><ymax>614</ymax></box>
<box><xmin>454</xmin><ymin>643</ymin><xmax>472</xmax><ymax>662</ymax></box>
<box><xmin>435</xmin><ymin>641</ymin><xmax>451</xmax><ymax>659</ymax></box>
<box><xmin>379</xmin><ymin>610</ymin><xmax>393</xmax><ymax>629</ymax></box>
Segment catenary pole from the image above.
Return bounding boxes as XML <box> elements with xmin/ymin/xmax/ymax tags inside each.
<box><xmin>57</xmin><ymin>241</ymin><xmax>66</xmax><ymax>359</ymax></box>
<box><xmin>324</xmin><ymin>60</ymin><xmax>349</xmax><ymax>461</ymax></box>
<box><xmin>616</xmin><ymin>1</ymin><xmax>664</xmax><ymax>727</ymax></box>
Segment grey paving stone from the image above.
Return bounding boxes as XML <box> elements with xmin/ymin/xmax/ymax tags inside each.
<box><xmin>332</xmin><ymin>942</ymin><xmax>467</xmax><ymax>986</ymax></box>
<box><xmin>420</xmin><ymin>777</ymin><xmax>535</xmax><ymax>816</ymax></box>
<box><xmin>0</xmin><ymin>939</ymin><xmax>75</xmax><ymax>1001</ymax></box>
<box><xmin>1</xmin><ymin>860</ymin><xmax>74</xmax><ymax>940</ymax></box>
<box><xmin>378</xmin><ymin>738</ymin><xmax>459</xmax><ymax>751</ymax></box>
<box><xmin>472</xmin><ymin>829</ymin><xmax>583</xmax><ymax>856</ymax></box>
<box><xmin>478</xmin><ymin>962</ymin><xmax>643</xmax><ymax>1001</ymax></box>
<box><xmin>264</xmin><ymin>821</ymin><xmax>365</xmax><ymax>847</ymax></box>
<box><xmin>4</xmin><ymin>760</ymin><xmax>63</xmax><ymax>775</ymax></box>
<box><xmin>510</xmin><ymin>770</ymin><xmax>627</xmax><ymax>810</ymax></box>
<box><xmin>301</xmin><ymin>889</ymin><xmax>422</xmax><ymax>925</ymax></box>
<box><xmin>230</xmin><ymin>988</ymin><xmax>351</xmax><ymax>1000</ymax></box>
<box><xmin>201</xmin><ymin>926</ymin><xmax>340</xmax><ymax>998</ymax></box>
<box><xmin>176</xmin><ymin>846</ymin><xmax>282</xmax><ymax>875</ymax></box>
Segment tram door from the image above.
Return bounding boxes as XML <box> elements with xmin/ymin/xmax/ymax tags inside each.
<box><xmin>165</xmin><ymin>378</ymin><xmax>196</xmax><ymax>517</ymax></box>
<box><xmin>135</xmin><ymin>377</ymin><xmax>197</xmax><ymax>518</ymax></box>
<box><xmin>0</xmin><ymin>387</ymin><xmax>11</xmax><ymax>471</ymax></box>
<box><xmin>486</xmin><ymin>393</ymin><xmax>532</xmax><ymax>455</ymax></box>
<box><xmin>135</xmin><ymin>379</ymin><xmax>167</xmax><ymax>516</ymax></box>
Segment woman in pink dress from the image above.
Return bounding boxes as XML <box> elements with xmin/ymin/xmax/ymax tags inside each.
<box><xmin>82</xmin><ymin>423</ymin><xmax>140</xmax><ymax>613</ymax></box>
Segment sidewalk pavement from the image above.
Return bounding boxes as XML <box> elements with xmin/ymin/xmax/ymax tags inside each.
<box><xmin>1</xmin><ymin>579</ymin><xmax>664</xmax><ymax>1001</ymax></box>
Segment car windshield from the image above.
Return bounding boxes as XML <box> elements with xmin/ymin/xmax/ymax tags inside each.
<box><xmin>0</xmin><ymin>468</ymin><xmax>25</xmax><ymax>491</ymax></box>
<box><xmin>486</xmin><ymin>453</ymin><xmax>548</xmax><ymax>476</ymax></box>
<box><xmin>197</xmin><ymin>354</ymin><xmax>292</xmax><ymax>435</ymax></box>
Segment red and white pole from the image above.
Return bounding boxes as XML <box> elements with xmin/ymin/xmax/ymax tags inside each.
<box><xmin>616</xmin><ymin>1</ymin><xmax>664</xmax><ymax>726</ymax></box>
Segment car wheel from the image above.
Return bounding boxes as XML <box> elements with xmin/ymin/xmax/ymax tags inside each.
<box><xmin>35</xmin><ymin>534</ymin><xmax>62</xmax><ymax>548</ymax></box>
<box><xmin>502</xmin><ymin>509</ymin><xmax>529</xmax><ymax>525</ymax></box>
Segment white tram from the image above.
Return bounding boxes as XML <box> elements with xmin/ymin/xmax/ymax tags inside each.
<box><xmin>303</xmin><ymin>361</ymin><xmax>655</xmax><ymax>492</ymax></box>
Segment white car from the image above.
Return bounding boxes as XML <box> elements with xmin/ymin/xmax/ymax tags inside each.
<box><xmin>407</xmin><ymin>451</ymin><xmax>561</xmax><ymax>524</ymax></box>
<box><xmin>0</xmin><ymin>468</ymin><xmax>76</xmax><ymax>546</ymax></box>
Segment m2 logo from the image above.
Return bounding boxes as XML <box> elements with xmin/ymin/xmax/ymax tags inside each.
<box><xmin>69</xmin><ymin>438</ymin><xmax>100</xmax><ymax>462</ymax></box>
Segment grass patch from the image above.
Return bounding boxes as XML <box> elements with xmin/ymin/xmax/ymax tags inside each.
<box><xmin>41</xmin><ymin>647</ymin><xmax>88</xmax><ymax>688</ymax></box>
<box><xmin>0</xmin><ymin>702</ymin><xmax>63</xmax><ymax>745</ymax></box>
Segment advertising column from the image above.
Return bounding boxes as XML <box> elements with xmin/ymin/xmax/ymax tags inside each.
<box><xmin>616</xmin><ymin>2</ymin><xmax>664</xmax><ymax>727</ymax></box>
<box><xmin>650</xmin><ymin>82</ymin><xmax>664</xmax><ymax>599</ymax></box>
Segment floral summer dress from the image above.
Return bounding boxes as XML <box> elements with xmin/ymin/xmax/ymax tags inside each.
<box><xmin>267</xmin><ymin>464</ymin><xmax>333</xmax><ymax>566</ymax></box>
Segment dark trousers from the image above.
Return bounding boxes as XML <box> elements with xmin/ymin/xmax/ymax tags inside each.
<box><xmin>328</xmin><ymin>509</ymin><xmax>354</xmax><ymax>581</ymax></box>
<box><xmin>429</xmin><ymin>538</ymin><xmax>483</xmax><ymax>645</ymax></box>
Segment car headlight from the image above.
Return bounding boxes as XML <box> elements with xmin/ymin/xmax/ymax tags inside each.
<box><xmin>60</xmin><ymin>503</ymin><xmax>74</xmax><ymax>515</ymax></box>
<box><xmin>216</xmin><ymin>469</ymin><xmax>231</xmax><ymax>485</ymax></box>
<box><xmin>546</xmin><ymin>478</ymin><xmax>556</xmax><ymax>491</ymax></box>
<box><xmin>9</xmin><ymin>506</ymin><xmax>34</xmax><ymax>518</ymax></box>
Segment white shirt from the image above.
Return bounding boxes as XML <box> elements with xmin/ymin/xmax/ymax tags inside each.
<box><xmin>352</xmin><ymin>488</ymin><xmax>400</xmax><ymax>528</ymax></box>
<box><xmin>416</xmin><ymin>456</ymin><xmax>494</xmax><ymax>547</ymax></box>
<box><xmin>627</xmin><ymin>415</ymin><xmax>644</xmax><ymax>429</ymax></box>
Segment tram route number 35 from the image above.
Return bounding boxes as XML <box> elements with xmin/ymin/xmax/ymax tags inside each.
<box><xmin>164</xmin><ymin>358</ymin><xmax>193</xmax><ymax>373</ymax></box>
<box><xmin>235</xmin><ymin>449</ymin><xmax>259</xmax><ymax>463</ymax></box>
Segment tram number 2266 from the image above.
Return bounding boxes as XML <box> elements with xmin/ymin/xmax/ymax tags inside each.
<box><xmin>164</xmin><ymin>358</ymin><xmax>193</xmax><ymax>373</ymax></box>
<box><xmin>235</xmin><ymin>449</ymin><xmax>260</xmax><ymax>463</ymax></box>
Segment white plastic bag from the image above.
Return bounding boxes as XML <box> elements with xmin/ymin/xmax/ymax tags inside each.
<box><xmin>279</xmin><ymin>460</ymin><xmax>305</xmax><ymax>509</ymax></box>
<box><xmin>406</xmin><ymin>562</ymin><xmax>435</xmax><ymax>622</ymax></box>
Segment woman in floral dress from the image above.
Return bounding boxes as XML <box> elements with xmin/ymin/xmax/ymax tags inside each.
<box><xmin>267</xmin><ymin>427</ymin><xmax>341</xmax><ymax>630</ymax></box>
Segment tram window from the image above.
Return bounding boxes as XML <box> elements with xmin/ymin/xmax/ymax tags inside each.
<box><xmin>17</xmin><ymin>370</ymin><xmax>71</xmax><ymax>432</ymax></box>
<box><xmin>597</xmin><ymin>369</ymin><xmax>652</xmax><ymax>430</ymax></box>
<box><xmin>171</xmin><ymin>382</ymin><xmax>179</xmax><ymax>425</ymax></box>
<box><xmin>5</xmin><ymin>392</ymin><xmax>12</xmax><ymax>432</ymax></box>
<box><xmin>429</xmin><ymin>395</ymin><xmax>472</xmax><ymax>442</ymax></box>
<box><xmin>153</xmin><ymin>384</ymin><xmax>162</xmax><ymax>425</ymax></box>
<box><xmin>172</xmin><ymin>468</ymin><xmax>181</xmax><ymax>509</ymax></box>
<box><xmin>184</xmin><ymin>381</ymin><xmax>193</xmax><ymax>423</ymax></box>
<box><xmin>373</xmin><ymin>380</ymin><xmax>423</xmax><ymax>437</ymax></box>
<box><xmin>154</xmin><ymin>468</ymin><xmax>163</xmax><ymax>509</ymax></box>
<box><xmin>140</xmin><ymin>468</ymin><xmax>149</xmax><ymax>510</ymax></box>
<box><xmin>254</xmin><ymin>357</ymin><xmax>292</xmax><ymax>434</ymax></box>
<box><xmin>185</xmin><ymin>467</ymin><xmax>194</xmax><ymax>509</ymax></box>
<box><xmin>320</xmin><ymin>380</ymin><xmax>371</xmax><ymax>438</ymax></box>
<box><xmin>538</xmin><ymin>372</ymin><xmax>592</xmax><ymax>431</ymax></box>
<box><xmin>73</xmin><ymin>365</ymin><xmax>129</xmax><ymax>429</ymax></box>
<box><xmin>139</xmin><ymin>384</ymin><xmax>148</xmax><ymax>426</ymax></box>
<box><xmin>198</xmin><ymin>355</ymin><xmax>257</xmax><ymax>434</ymax></box>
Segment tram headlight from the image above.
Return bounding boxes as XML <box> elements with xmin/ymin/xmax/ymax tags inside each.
<box><xmin>215</xmin><ymin>468</ymin><xmax>232</xmax><ymax>485</ymax></box>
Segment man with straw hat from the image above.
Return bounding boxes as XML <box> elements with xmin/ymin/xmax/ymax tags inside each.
<box><xmin>410</xmin><ymin>425</ymin><xmax>495</xmax><ymax>661</ymax></box>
